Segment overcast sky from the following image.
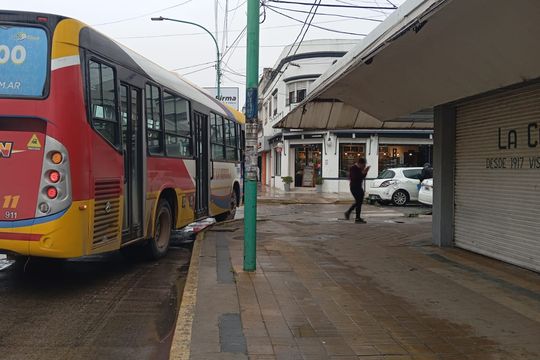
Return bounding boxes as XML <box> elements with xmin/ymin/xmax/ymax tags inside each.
<box><xmin>4</xmin><ymin>0</ymin><xmax>406</xmax><ymax>105</ymax></box>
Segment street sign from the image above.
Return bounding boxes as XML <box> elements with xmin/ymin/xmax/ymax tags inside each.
<box><xmin>204</xmin><ymin>87</ymin><xmax>239</xmax><ymax>110</ymax></box>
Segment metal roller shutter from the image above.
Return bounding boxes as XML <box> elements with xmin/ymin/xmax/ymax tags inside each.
<box><xmin>455</xmin><ymin>82</ymin><xmax>540</xmax><ymax>272</ymax></box>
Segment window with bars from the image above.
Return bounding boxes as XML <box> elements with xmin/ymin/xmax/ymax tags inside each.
<box><xmin>286</xmin><ymin>81</ymin><xmax>309</xmax><ymax>106</ymax></box>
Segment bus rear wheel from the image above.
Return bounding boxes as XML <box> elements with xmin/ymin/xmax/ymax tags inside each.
<box><xmin>148</xmin><ymin>199</ymin><xmax>172</xmax><ymax>259</ymax></box>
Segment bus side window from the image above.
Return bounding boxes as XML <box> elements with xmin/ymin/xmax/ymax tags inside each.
<box><xmin>210</xmin><ymin>113</ymin><xmax>225</xmax><ymax>160</ymax></box>
<box><xmin>89</xmin><ymin>60</ymin><xmax>119</xmax><ymax>146</ymax></box>
<box><xmin>146</xmin><ymin>84</ymin><xmax>163</xmax><ymax>155</ymax></box>
<box><xmin>224</xmin><ymin>119</ymin><xmax>238</xmax><ymax>161</ymax></box>
<box><xmin>164</xmin><ymin>91</ymin><xmax>192</xmax><ymax>158</ymax></box>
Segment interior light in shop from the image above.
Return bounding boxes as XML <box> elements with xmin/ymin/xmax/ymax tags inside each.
<box><xmin>409</xmin><ymin>153</ymin><xmax>413</xmax><ymax>156</ymax></box>
<box><xmin>344</xmin><ymin>152</ymin><xmax>348</xmax><ymax>156</ymax></box>
<box><xmin>383</xmin><ymin>152</ymin><xmax>387</xmax><ymax>156</ymax></box>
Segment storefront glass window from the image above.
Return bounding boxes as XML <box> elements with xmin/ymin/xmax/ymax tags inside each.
<box><xmin>378</xmin><ymin>144</ymin><xmax>432</xmax><ymax>171</ymax></box>
<box><xmin>294</xmin><ymin>144</ymin><xmax>322</xmax><ymax>187</ymax></box>
<box><xmin>339</xmin><ymin>144</ymin><xmax>365</xmax><ymax>178</ymax></box>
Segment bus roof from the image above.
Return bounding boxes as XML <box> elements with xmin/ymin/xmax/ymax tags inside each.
<box><xmin>0</xmin><ymin>10</ymin><xmax>244</xmax><ymax>124</ymax></box>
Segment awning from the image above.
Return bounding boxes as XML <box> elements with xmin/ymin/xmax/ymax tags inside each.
<box><xmin>274</xmin><ymin>0</ymin><xmax>540</xmax><ymax>129</ymax></box>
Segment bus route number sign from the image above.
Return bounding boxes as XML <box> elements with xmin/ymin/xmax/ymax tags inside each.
<box><xmin>2</xmin><ymin>195</ymin><xmax>20</xmax><ymax>220</ymax></box>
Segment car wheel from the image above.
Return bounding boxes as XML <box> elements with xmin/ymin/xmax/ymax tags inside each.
<box><xmin>392</xmin><ymin>190</ymin><xmax>409</xmax><ymax>206</ymax></box>
<box><xmin>147</xmin><ymin>199</ymin><xmax>172</xmax><ymax>259</ymax></box>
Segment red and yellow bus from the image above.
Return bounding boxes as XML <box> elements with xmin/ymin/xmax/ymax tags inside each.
<box><xmin>0</xmin><ymin>11</ymin><xmax>244</xmax><ymax>259</ymax></box>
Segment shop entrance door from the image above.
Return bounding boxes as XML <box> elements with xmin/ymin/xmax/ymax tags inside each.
<box><xmin>293</xmin><ymin>144</ymin><xmax>322</xmax><ymax>187</ymax></box>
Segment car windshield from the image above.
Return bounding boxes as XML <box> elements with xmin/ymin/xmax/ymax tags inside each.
<box><xmin>0</xmin><ymin>25</ymin><xmax>49</xmax><ymax>97</ymax></box>
<box><xmin>377</xmin><ymin>170</ymin><xmax>395</xmax><ymax>179</ymax></box>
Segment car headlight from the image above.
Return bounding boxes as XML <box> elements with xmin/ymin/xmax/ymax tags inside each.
<box><xmin>380</xmin><ymin>180</ymin><xmax>397</xmax><ymax>187</ymax></box>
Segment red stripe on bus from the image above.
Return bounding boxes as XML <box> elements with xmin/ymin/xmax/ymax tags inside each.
<box><xmin>0</xmin><ymin>233</ymin><xmax>41</xmax><ymax>241</ymax></box>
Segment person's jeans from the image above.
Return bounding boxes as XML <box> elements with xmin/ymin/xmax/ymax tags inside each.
<box><xmin>347</xmin><ymin>187</ymin><xmax>365</xmax><ymax>219</ymax></box>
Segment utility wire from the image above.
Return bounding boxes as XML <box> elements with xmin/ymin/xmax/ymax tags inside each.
<box><xmin>172</xmin><ymin>60</ymin><xmax>217</xmax><ymax>71</ymax></box>
<box><xmin>268</xmin><ymin>0</ymin><xmax>396</xmax><ymax>9</ymax></box>
<box><xmin>222</xmin><ymin>73</ymin><xmax>246</xmax><ymax>85</ymax></box>
<box><xmin>229</xmin><ymin>0</ymin><xmax>247</xmax><ymax>12</ymax></box>
<box><xmin>116</xmin><ymin>16</ymin><xmax>367</xmax><ymax>40</ymax></box>
<box><xmin>223</xmin><ymin>63</ymin><xmax>246</xmax><ymax>77</ymax></box>
<box><xmin>292</xmin><ymin>0</ymin><xmax>321</xmax><ymax>54</ymax></box>
<box><xmin>264</xmin><ymin>0</ymin><xmax>320</xmax><ymax>93</ymax></box>
<box><xmin>265</xmin><ymin>5</ymin><xmax>367</xmax><ymax>36</ymax></box>
<box><xmin>181</xmin><ymin>65</ymin><xmax>216</xmax><ymax>76</ymax></box>
<box><xmin>93</xmin><ymin>0</ymin><xmax>195</xmax><ymax>26</ymax></box>
<box><xmin>264</xmin><ymin>3</ymin><xmax>383</xmax><ymax>22</ymax></box>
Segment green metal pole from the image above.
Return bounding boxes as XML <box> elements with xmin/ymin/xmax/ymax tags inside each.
<box><xmin>243</xmin><ymin>0</ymin><xmax>259</xmax><ymax>272</ymax></box>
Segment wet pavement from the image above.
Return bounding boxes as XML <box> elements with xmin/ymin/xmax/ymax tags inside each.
<box><xmin>0</xmin><ymin>245</ymin><xmax>191</xmax><ymax>360</ymax></box>
<box><xmin>185</xmin><ymin>203</ymin><xmax>540</xmax><ymax>360</ymax></box>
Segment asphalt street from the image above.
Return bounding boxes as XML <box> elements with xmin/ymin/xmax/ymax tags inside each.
<box><xmin>0</xmin><ymin>245</ymin><xmax>191</xmax><ymax>360</ymax></box>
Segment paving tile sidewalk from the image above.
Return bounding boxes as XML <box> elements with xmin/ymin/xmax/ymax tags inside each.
<box><xmin>180</xmin><ymin>204</ymin><xmax>540</xmax><ymax>360</ymax></box>
<box><xmin>257</xmin><ymin>185</ymin><xmax>354</xmax><ymax>204</ymax></box>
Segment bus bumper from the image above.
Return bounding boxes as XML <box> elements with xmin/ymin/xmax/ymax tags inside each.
<box><xmin>0</xmin><ymin>200</ymin><xmax>90</xmax><ymax>258</ymax></box>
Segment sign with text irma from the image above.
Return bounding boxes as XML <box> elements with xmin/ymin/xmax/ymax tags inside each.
<box><xmin>486</xmin><ymin>122</ymin><xmax>540</xmax><ymax>169</ymax></box>
<box><xmin>0</xmin><ymin>26</ymin><xmax>48</xmax><ymax>97</ymax></box>
<box><xmin>204</xmin><ymin>87</ymin><xmax>239</xmax><ymax>110</ymax></box>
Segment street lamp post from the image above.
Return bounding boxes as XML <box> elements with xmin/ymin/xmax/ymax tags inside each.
<box><xmin>151</xmin><ymin>16</ymin><xmax>221</xmax><ymax>98</ymax></box>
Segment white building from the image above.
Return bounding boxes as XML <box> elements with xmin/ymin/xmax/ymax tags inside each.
<box><xmin>275</xmin><ymin>0</ymin><xmax>540</xmax><ymax>272</ymax></box>
<box><xmin>258</xmin><ymin>39</ymin><xmax>433</xmax><ymax>192</ymax></box>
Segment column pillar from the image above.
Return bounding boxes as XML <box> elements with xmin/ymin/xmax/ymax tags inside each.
<box><xmin>432</xmin><ymin>105</ymin><xmax>456</xmax><ymax>247</ymax></box>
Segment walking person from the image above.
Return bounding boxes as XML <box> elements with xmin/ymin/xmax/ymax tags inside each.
<box><xmin>345</xmin><ymin>158</ymin><xmax>370</xmax><ymax>223</ymax></box>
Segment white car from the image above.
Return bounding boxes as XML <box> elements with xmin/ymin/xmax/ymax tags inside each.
<box><xmin>368</xmin><ymin>167</ymin><xmax>423</xmax><ymax>206</ymax></box>
<box><xmin>418</xmin><ymin>178</ymin><xmax>433</xmax><ymax>206</ymax></box>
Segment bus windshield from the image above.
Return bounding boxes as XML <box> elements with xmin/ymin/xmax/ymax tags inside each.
<box><xmin>0</xmin><ymin>25</ymin><xmax>48</xmax><ymax>97</ymax></box>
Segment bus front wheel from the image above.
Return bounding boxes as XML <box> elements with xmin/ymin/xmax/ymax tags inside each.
<box><xmin>148</xmin><ymin>199</ymin><xmax>172</xmax><ymax>259</ymax></box>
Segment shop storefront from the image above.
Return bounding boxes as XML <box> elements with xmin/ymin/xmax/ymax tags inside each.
<box><xmin>378</xmin><ymin>144</ymin><xmax>433</xmax><ymax>171</ymax></box>
<box><xmin>446</xmin><ymin>81</ymin><xmax>540</xmax><ymax>272</ymax></box>
<box><xmin>293</xmin><ymin>144</ymin><xmax>322</xmax><ymax>187</ymax></box>
<box><xmin>338</xmin><ymin>143</ymin><xmax>366</xmax><ymax>178</ymax></box>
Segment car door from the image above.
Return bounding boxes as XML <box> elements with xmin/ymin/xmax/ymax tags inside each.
<box><xmin>402</xmin><ymin>169</ymin><xmax>422</xmax><ymax>200</ymax></box>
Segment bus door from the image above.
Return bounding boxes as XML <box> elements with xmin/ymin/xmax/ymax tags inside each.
<box><xmin>120</xmin><ymin>84</ymin><xmax>143</xmax><ymax>241</ymax></box>
<box><xmin>193</xmin><ymin>112</ymin><xmax>209</xmax><ymax>218</ymax></box>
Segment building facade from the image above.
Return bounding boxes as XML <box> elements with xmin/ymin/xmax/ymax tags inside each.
<box><xmin>257</xmin><ymin>40</ymin><xmax>433</xmax><ymax>192</ymax></box>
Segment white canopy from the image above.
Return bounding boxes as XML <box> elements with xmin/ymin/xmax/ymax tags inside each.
<box><xmin>274</xmin><ymin>0</ymin><xmax>540</xmax><ymax>129</ymax></box>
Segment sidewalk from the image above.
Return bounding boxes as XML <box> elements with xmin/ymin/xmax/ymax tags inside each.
<box><xmin>257</xmin><ymin>185</ymin><xmax>354</xmax><ymax>204</ymax></box>
<box><xmin>172</xmin><ymin>204</ymin><xmax>540</xmax><ymax>360</ymax></box>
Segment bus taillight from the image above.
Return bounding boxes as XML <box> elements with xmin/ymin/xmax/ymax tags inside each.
<box><xmin>46</xmin><ymin>187</ymin><xmax>58</xmax><ymax>199</ymax></box>
<box><xmin>35</xmin><ymin>136</ymin><xmax>72</xmax><ymax>217</ymax></box>
<box><xmin>51</xmin><ymin>152</ymin><xmax>63</xmax><ymax>164</ymax></box>
<box><xmin>48</xmin><ymin>170</ymin><xmax>60</xmax><ymax>183</ymax></box>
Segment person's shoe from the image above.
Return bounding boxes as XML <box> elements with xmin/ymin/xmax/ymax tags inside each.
<box><xmin>355</xmin><ymin>218</ymin><xmax>367</xmax><ymax>224</ymax></box>
<box><xmin>344</xmin><ymin>211</ymin><xmax>351</xmax><ymax>220</ymax></box>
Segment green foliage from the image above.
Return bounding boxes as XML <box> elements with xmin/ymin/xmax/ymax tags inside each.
<box><xmin>281</xmin><ymin>176</ymin><xmax>293</xmax><ymax>184</ymax></box>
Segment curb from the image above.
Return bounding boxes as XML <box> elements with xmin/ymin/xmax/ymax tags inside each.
<box><xmin>169</xmin><ymin>231</ymin><xmax>204</xmax><ymax>360</ymax></box>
